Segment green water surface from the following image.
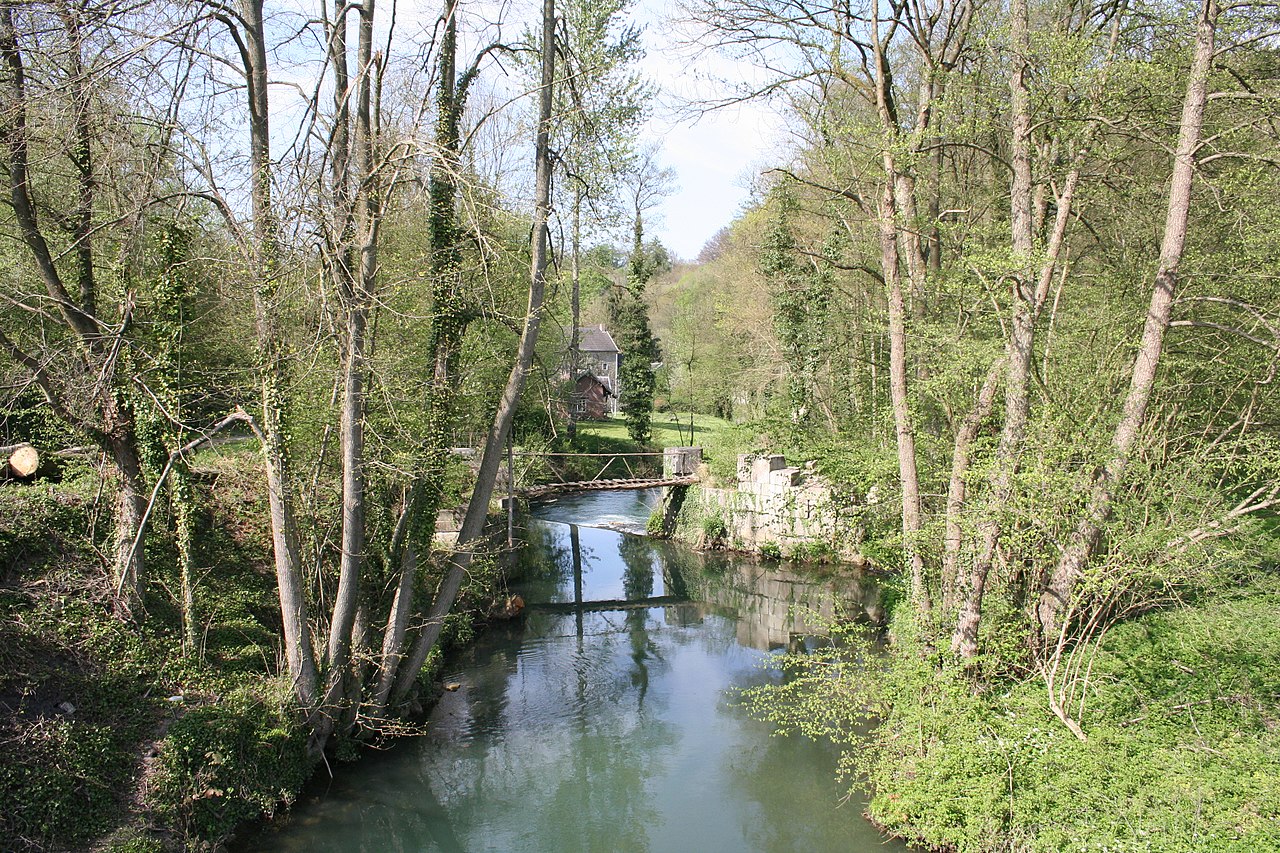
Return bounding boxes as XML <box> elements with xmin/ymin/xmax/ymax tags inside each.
<box><xmin>244</xmin><ymin>490</ymin><xmax>901</xmax><ymax>853</ymax></box>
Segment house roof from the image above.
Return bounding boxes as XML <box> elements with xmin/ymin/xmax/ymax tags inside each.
<box><xmin>578</xmin><ymin>325</ymin><xmax>619</xmax><ymax>353</ymax></box>
<box><xmin>575</xmin><ymin>371</ymin><xmax>615</xmax><ymax>395</ymax></box>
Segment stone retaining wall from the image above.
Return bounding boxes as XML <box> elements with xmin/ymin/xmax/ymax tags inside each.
<box><xmin>666</xmin><ymin>452</ymin><xmax>866</xmax><ymax>561</ymax></box>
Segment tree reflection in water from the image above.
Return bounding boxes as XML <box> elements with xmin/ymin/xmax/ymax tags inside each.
<box><xmin>241</xmin><ymin>490</ymin><xmax>898</xmax><ymax>853</ymax></box>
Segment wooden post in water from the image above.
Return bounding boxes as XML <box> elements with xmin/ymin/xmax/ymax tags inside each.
<box><xmin>506</xmin><ymin>436</ymin><xmax>515</xmax><ymax>549</ymax></box>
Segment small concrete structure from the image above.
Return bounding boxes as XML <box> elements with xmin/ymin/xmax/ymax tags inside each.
<box><xmin>664</xmin><ymin>446</ymin><xmax>703</xmax><ymax>477</ymax></box>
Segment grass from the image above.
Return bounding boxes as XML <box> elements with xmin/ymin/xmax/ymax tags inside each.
<box><xmin>569</xmin><ymin>412</ymin><xmax>745</xmax><ymax>482</ymax></box>
<box><xmin>574</xmin><ymin>411</ymin><xmax>735</xmax><ymax>448</ymax></box>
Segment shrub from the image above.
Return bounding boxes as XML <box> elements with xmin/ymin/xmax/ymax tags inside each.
<box><xmin>149</xmin><ymin>687</ymin><xmax>312</xmax><ymax>845</ymax></box>
<box><xmin>701</xmin><ymin>514</ymin><xmax>727</xmax><ymax>543</ymax></box>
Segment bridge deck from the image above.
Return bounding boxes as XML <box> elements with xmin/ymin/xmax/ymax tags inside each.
<box><xmin>520</xmin><ymin>476</ymin><xmax>696</xmax><ymax>499</ymax></box>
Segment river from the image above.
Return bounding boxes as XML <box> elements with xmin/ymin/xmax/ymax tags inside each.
<box><xmin>243</xmin><ymin>489</ymin><xmax>902</xmax><ymax>852</ymax></box>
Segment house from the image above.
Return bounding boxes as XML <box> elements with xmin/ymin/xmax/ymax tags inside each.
<box><xmin>575</xmin><ymin>325</ymin><xmax>621</xmax><ymax>414</ymax></box>
<box><xmin>572</xmin><ymin>372</ymin><xmax>614</xmax><ymax>420</ymax></box>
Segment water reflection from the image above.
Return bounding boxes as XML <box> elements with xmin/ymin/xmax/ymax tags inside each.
<box><xmin>244</xmin><ymin>489</ymin><xmax>899</xmax><ymax>853</ymax></box>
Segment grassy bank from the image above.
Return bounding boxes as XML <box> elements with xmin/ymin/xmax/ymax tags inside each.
<box><xmin>746</xmin><ymin>585</ymin><xmax>1280</xmax><ymax>852</ymax></box>
<box><xmin>0</xmin><ymin>454</ymin><xmax>304</xmax><ymax>851</ymax></box>
<box><xmin>0</xmin><ymin>445</ymin><xmax>501</xmax><ymax>851</ymax></box>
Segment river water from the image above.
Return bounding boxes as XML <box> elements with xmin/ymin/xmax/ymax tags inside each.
<box><xmin>245</xmin><ymin>489</ymin><xmax>902</xmax><ymax>853</ymax></box>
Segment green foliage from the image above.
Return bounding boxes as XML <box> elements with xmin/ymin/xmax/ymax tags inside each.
<box><xmin>0</xmin><ymin>461</ymin><xmax>317</xmax><ymax>850</ymax></box>
<box><xmin>759</xmin><ymin>540</ymin><xmax>782</xmax><ymax>560</ymax></box>
<box><xmin>786</xmin><ymin>540</ymin><xmax>835</xmax><ymax>563</ymax></box>
<box><xmin>0</xmin><ymin>479</ymin><xmax>94</xmax><ymax>577</ymax></box>
<box><xmin>0</xmin><ymin>388</ymin><xmax>80</xmax><ymax>451</ymax></box>
<box><xmin>0</xmin><ymin>585</ymin><xmax>165</xmax><ymax>849</ymax></box>
<box><xmin>610</xmin><ymin>286</ymin><xmax>660</xmax><ymax>443</ymax></box>
<box><xmin>0</xmin><ymin>717</ymin><xmax>135</xmax><ymax>847</ymax></box>
<box><xmin>701</xmin><ymin>513</ymin><xmax>727</xmax><ymax>543</ymax></box>
<box><xmin>150</xmin><ymin>686</ymin><xmax>312</xmax><ymax>845</ymax></box>
<box><xmin>747</xmin><ymin>591</ymin><xmax>1280</xmax><ymax>852</ymax></box>
<box><xmin>646</xmin><ymin>510</ymin><xmax>666</xmax><ymax>537</ymax></box>
<box><xmin>103</xmin><ymin>832</ymin><xmax>166</xmax><ymax>853</ymax></box>
<box><xmin>758</xmin><ymin>189</ymin><xmax>832</xmax><ymax>424</ymax></box>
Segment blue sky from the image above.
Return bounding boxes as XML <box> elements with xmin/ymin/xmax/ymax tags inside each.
<box><xmin>634</xmin><ymin>0</ymin><xmax>786</xmax><ymax>261</ymax></box>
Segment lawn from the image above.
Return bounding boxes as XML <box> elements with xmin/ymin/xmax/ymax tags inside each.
<box><xmin>571</xmin><ymin>412</ymin><xmax>750</xmax><ymax>483</ymax></box>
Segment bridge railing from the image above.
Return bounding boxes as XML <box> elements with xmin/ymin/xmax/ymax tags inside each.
<box><xmin>510</xmin><ymin>447</ymin><xmax>702</xmax><ymax>490</ymax></box>
<box><xmin>513</xmin><ymin>450</ymin><xmax>665</xmax><ymax>486</ymax></box>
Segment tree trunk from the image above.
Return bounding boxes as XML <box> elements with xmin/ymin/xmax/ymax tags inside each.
<box><xmin>238</xmin><ymin>0</ymin><xmax>320</xmax><ymax>713</ymax></box>
<box><xmin>941</xmin><ymin>358</ymin><xmax>1003</xmax><ymax>609</ymax></box>
<box><xmin>951</xmin><ymin>0</ymin><xmax>1035</xmax><ymax>658</ymax></box>
<box><xmin>108</xmin><ymin>429</ymin><xmax>147</xmax><ymax>618</ymax></box>
<box><xmin>171</xmin><ymin>466</ymin><xmax>199</xmax><ymax>650</ymax></box>
<box><xmin>391</xmin><ymin>0</ymin><xmax>556</xmax><ymax>705</ymax></box>
<box><xmin>1036</xmin><ymin>0</ymin><xmax>1217</xmax><ymax>639</ymax></box>
<box><xmin>567</xmin><ymin>190</ymin><xmax>583</xmax><ymax>439</ymax></box>
<box><xmin>319</xmin><ymin>0</ymin><xmax>377</xmax><ymax>745</ymax></box>
<box><xmin>871</xmin><ymin>0</ymin><xmax>929</xmax><ymax>616</ymax></box>
<box><xmin>0</xmin><ymin>4</ymin><xmax>150</xmax><ymax>619</ymax></box>
<box><xmin>367</xmin><ymin>0</ymin><xmax>474</xmax><ymax>720</ymax></box>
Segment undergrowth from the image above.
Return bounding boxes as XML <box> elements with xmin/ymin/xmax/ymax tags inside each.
<box><xmin>743</xmin><ymin>587</ymin><xmax>1280</xmax><ymax>852</ymax></box>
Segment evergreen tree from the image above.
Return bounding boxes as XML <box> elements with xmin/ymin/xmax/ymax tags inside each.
<box><xmin>610</xmin><ymin>149</ymin><xmax>673</xmax><ymax>444</ymax></box>
<box><xmin>610</xmin><ymin>282</ymin><xmax>660</xmax><ymax>444</ymax></box>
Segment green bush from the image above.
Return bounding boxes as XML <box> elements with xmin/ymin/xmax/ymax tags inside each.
<box><xmin>150</xmin><ymin>687</ymin><xmax>312</xmax><ymax>844</ymax></box>
<box><xmin>701</xmin><ymin>514</ymin><xmax>727</xmax><ymax>543</ymax></box>
<box><xmin>746</xmin><ymin>591</ymin><xmax>1280</xmax><ymax>852</ymax></box>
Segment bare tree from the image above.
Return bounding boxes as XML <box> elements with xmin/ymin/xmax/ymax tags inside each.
<box><xmin>0</xmin><ymin>0</ymin><xmax>150</xmax><ymax>618</ymax></box>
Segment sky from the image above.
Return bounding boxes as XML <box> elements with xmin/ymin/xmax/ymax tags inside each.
<box><xmin>631</xmin><ymin>1</ymin><xmax>788</xmax><ymax>261</ymax></box>
<box><xmin>261</xmin><ymin>0</ymin><xmax>784</xmax><ymax>263</ymax></box>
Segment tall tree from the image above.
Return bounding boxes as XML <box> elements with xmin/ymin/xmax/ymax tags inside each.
<box><xmin>555</xmin><ymin>0</ymin><xmax>649</xmax><ymax>437</ymax></box>
<box><xmin>1035</xmin><ymin>0</ymin><xmax>1221</xmax><ymax>642</ymax></box>
<box><xmin>392</xmin><ymin>0</ymin><xmax>559</xmax><ymax>705</ymax></box>
<box><xmin>610</xmin><ymin>148</ymin><xmax>672</xmax><ymax>443</ymax></box>
<box><xmin>0</xmin><ymin>0</ymin><xmax>151</xmax><ymax>618</ymax></box>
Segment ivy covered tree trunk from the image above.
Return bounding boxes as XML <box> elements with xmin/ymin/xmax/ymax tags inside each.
<box><xmin>369</xmin><ymin>0</ymin><xmax>480</xmax><ymax>718</ymax></box>
<box><xmin>236</xmin><ymin>0</ymin><xmax>320</xmax><ymax>715</ymax></box>
<box><xmin>391</xmin><ymin>0</ymin><xmax>557</xmax><ymax>707</ymax></box>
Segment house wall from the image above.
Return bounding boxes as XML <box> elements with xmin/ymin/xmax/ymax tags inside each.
<box><xmin>573</xmin><ymin>376</ymin><xmax>609</xmax><ymax>419</ymax></box>
<box><xmin>580</xmin><ymin>349</ymin><xmax>619</xmax><ymax>412</ymax></box>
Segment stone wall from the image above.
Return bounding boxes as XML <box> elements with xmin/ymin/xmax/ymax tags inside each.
<box><xmin>665</xmin><ymin>453</ymin><xmax>866</xmax><ymax>562</ymax></box>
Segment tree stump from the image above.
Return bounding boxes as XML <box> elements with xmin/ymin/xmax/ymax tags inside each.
<box><xmin>5</xmin><ymin>444</ymin><xmax>38</xmax><ymax>479</ymax></box>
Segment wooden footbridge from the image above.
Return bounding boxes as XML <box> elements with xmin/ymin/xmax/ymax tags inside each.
<box><xmin>512</xmin><ymin>447</ymin><xmax>702</xmax><ymax>499</ymax></box>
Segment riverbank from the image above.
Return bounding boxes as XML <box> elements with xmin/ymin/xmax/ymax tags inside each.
<box><xmin>745</xmin><ymin>582</ymin><xmax>1280</xmax><ymax>852</ymax></box>
<box><xmin>1</xmin><ymin>455</ymin><xmax>294</xmax><ymax>851</ymax></box>
<box><xmin>0</xmin><ymin>446</ymin><xmax>509</xmax><ymax>852</ymax></box>
<box><xmin>240</xmin><ymin>488</ymin><xmax>904</xmax><ymax>852</ymax></box>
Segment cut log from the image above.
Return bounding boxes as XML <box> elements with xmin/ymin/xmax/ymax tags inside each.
<box><xmin>6</xmin><ymin>444</ymin><xmax>38</xmax><ymax>478</ymax></box>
